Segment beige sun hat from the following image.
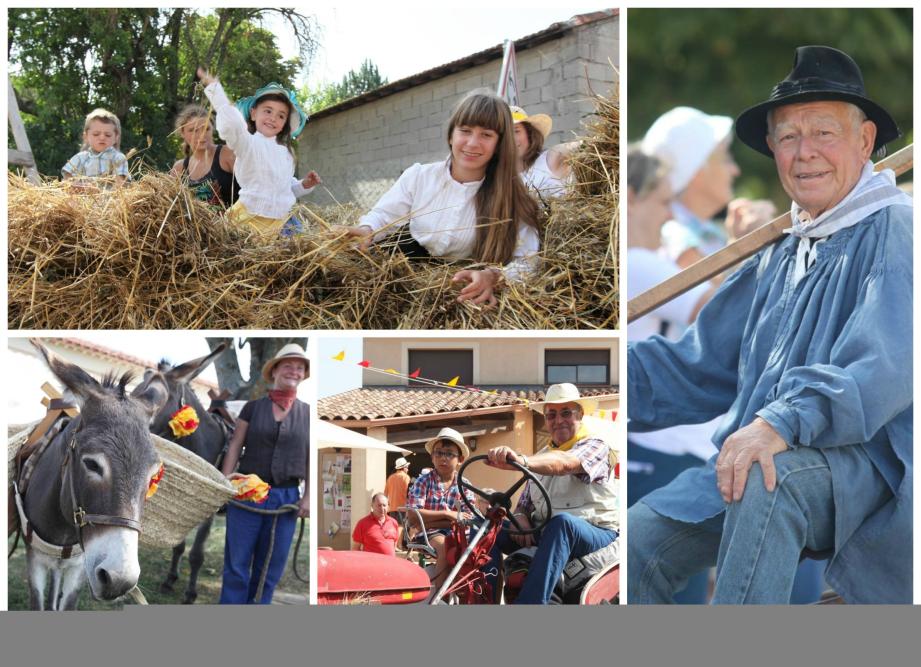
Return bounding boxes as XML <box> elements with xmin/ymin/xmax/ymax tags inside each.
<box><xmin>533</xmin><ymin>383</ymin><xmax>597</xmax><ymax>416</ymax></box>
<box><xmin>510</xmin><ymin>105</ymin><xmax>552</xmax><ymax>139</ymax></box>
<box><xmin>424</xmin><ymin>427</ymin><xmax>470</xmax><ymax>460</ymax></box>
<box><xmin>394</xmin><ymin>457</ymin><xmax>410</xmax><ymax>470</ymax></box>
<box><xmin>261</xmin><ymin>343</ymin><xmax>310</xmax><ymax>382</ymax></box>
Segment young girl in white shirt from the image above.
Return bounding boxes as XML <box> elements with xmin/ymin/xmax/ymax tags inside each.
<box><xmin>338</xmin><ymin>91</ymin><xmax>540</xmax><ymax>307</ymax></box>
<box><xmin>197</xmin><ymin>68</ymin><xmax>321</xmax><ymax>236</ymax></box>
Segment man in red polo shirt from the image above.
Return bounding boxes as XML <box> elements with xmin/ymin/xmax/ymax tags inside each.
<box><xmin>352</xmin><ymin>493</ymin><xmax>400</xmax><ymax>556</ymax></box>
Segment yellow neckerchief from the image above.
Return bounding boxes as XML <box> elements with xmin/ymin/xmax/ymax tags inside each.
<box><xmin>549</xmin><ymin>422</ymin><xmax>617</xmax><ymax>472</ymax></box>
<box><xmin>549</xmin><ymin>423</ymin><xmax>591</xmax><ymax>452</ymax></box>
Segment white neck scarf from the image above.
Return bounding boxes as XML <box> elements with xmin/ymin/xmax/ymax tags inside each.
<box><xmin>785</xmin><ymin>162</ymin><xmax>911</xmax><ymax>283</ymax></box>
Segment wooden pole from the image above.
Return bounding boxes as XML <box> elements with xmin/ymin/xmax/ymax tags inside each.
<box><xmin>627</xmin><ymin>144</ymin><xmax>913</xmax><ymax>323</ymax></box>
<box><xmin>7</xmin><ymin>80</ymin><xmax>41</xmax><ymax>184</ymax></box>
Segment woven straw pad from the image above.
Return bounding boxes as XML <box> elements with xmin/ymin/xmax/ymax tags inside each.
<box><xmin>143</xmin><ymin>434</ymin><xmax>235</xmax><ymax>548</ymax></box>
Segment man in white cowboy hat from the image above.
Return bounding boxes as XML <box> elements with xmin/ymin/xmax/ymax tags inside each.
<box><xmin>406</xmin><ymin>427</ymin><xmax>476</xmax><ymax>592</ymax></box>
<box><xmin>628</xmin><ymin>45</ymin><xmax>912</xmax><ymax>604</ymax></box>
<box><xmin>483</xmin><ymin>383</ymin><xmax>618</xmax><ymax>604</ymax></box>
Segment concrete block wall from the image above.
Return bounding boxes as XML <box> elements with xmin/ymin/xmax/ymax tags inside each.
<box><xmin>298</xmin><ymin>15</ymin><xmax>618</xmax><ymax>208</ymax></box>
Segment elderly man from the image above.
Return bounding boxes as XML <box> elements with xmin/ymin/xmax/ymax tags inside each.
<box><xmin>352</xmin><ymin>493</ymin><xmax>400</xmax><ymax>557</ymax></box>
<box><xmin>628</xmin><ymin>46</ymin><xmax>912</xmax><ymax>604</ymax></box>
<box><xmin>484</xmin><ymin>383</ymin><xmax>618</xmax><ymax>604</ymax></box>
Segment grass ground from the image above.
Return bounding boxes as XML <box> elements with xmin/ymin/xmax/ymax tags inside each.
<box><xmin>7</xmin><ymin>515</ymin><xmax>309</xmax><ymax>609</ymax></box>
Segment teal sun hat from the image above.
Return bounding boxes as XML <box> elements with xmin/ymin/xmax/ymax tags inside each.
<box><xmin>235</xmin><ymin>83</ymin><xmax>308</xmax><ymax>139</ymax></box>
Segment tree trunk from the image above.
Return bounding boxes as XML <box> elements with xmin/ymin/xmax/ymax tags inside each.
<box><xmin>206</xmin><ymin>337</ymin><xmax>308</xmax><ymax>401</ymax></box>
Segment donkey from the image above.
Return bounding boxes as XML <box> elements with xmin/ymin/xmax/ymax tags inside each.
<box><xmin>18</xmin><ymin>340</ymin><xmax>169</xmax><ymax>610</ymax></box>
<box><xmin>145</xmin><ymin>343</ymin><xmax>231</xmax><ymax>604</ymax></box>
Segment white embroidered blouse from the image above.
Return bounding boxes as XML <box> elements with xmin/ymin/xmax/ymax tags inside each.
<box><xmin>359</xmin><ymin>160</ymin><xmax>540</xmax><ymax>280</ymax></box>
<box><xmin>205</xmin><ymin>81</ymin><xmax>313</xmax><ymax>220</ymax></box>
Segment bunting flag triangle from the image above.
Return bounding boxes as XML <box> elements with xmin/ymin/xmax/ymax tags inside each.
<box><xmin>332</xmin><ymin>350</ymin><xmax>346</xmax><ymax>361</ymax></box>
<box><xmin>357</xmin><ymin>360</ymin><xmax>370</xmax><ymax>367</ymax></box>
<box><xmin>446</xmin><ymin>376</ymin><xmax>459</xmax><ymax>387</ymax></box>
<box><xmin>408</xmin><ymin>368</ymin><xmax>421</xmax><ymax>378</ymax></box>
<box><xmin>385</xmin><ymin>368</ymin><xmax>398</xmax><ymax>374</ymax></box>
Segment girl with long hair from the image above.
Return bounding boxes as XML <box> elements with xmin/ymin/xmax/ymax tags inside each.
<box><xmin>170</xmin><ymin>104</ymin><xmax>238</xmax><ymax>208</ymax></box>
<box><xmin>338</xmin><ymin>91</ymin><xmax>540</xmax><ymax>307</ymax></box>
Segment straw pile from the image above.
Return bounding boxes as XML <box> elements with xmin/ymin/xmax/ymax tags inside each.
<box><xmin>8</xmin><ymin>94</ymin><xmax>618</xmax><ymax>330</ymax></box>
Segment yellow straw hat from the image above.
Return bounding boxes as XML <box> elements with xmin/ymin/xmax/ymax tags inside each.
<box><xmin>510</xmin><ymin>105</ymin><xmax>552</xmax><ymax>139</ymax></box>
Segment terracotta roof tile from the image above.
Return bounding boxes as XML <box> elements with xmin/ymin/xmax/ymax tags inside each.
<box><xmin>319</xmin><ymin>385</ymin><xmax>618</xmax><ymax>422</ymax></box>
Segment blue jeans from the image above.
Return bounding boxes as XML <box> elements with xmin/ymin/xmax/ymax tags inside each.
<box><xmin>220</xmin><ymin>486</ymin><xmax>299</xmax><ymax>604</ymax></box>
<box><xmin>627</xmin><ymin>440</ymin><xmax>710</xmax><ymax>603</ymax></box>
<box><xmin>629</xmin><ymin>447</ymin><xmax>868</xmax><ymax>604</ymax></box>
<box><xmin>487</xmin><ymin>513</ymin><xmax>617</xmax><ymax>604</ymax></box>
<box><xmin>280</xmin><ymin>217</ymin><xmax>303</xmax><ymax>237</ymax></box>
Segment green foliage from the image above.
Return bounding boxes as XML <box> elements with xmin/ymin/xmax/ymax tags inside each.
<box><xmin>300</xmin><ymin>58</ymin><xmax>388</xmax><ymax>113</ymax></box>
<box><xmin>627</xmin><ymin>8</ymin><xmax>912</xmax><ymax>204</ymax></box>
<box><xmin>8</xmin><ymin>8</ymin><xmax>316</xmax><ymax>175</ymax></box>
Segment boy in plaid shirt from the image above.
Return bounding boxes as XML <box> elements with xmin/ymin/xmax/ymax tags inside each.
<box><xmin>407</xmin><ymin>427</ymin><xmax>476</xmax><ymax>594</ymax></box>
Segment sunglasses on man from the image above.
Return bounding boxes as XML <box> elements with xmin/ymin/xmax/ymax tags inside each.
<box><xmin>544</xmin><ymin>408</ymin><xmax>578</xmax><ymax>421</ymax></box>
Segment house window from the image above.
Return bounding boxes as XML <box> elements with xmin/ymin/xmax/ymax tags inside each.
<box><xmin>545</xmin><ymin>349</ymin><xmax>609</xmax><ymax>385</ymax></box>
<box><xmin>408</xmin><ymin>349</ymin><xmax>473</xmax><ymax>387</ymax></box>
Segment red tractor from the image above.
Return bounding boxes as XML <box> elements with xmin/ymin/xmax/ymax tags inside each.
<box><xmin>318</xmin><ymin>455</ymin><xmax>619</xmax><ymax>605</ymax></box>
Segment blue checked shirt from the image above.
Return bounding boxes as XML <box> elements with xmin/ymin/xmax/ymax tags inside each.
<box><xmin>515</xmin><ymin>436</ymin><xmax>613</xmax><ymax>517</ymax></box>
<box><xmin>62</xmin><ymin>147</ymin><xmax>130</xmax><ymax>180</ymax></box>
<box><xmin>407</xmin><ymin>469</ymin><xmax>475</xmax><ymax>512</ymax></box>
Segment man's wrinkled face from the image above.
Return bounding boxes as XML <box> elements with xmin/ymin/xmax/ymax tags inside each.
<box><xmin>767</xmin><ymin>101</ymin><xmax>876</xmax><ymax>219</ymax></box>
<box><xmin>544</xmin><ymin>402</ymin><xmax>583</xmax><ymax>446</ymax></box>
<box><xmin>371</xmin><ymin>494</ymin><xmax>389</xmax><ymax>519</ymax></box>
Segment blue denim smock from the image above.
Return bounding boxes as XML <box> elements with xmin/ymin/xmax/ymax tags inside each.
<box><xmin>628</xmin><ymin>204</ymin><xmax>912</xmax><ymax>604</ymax></box>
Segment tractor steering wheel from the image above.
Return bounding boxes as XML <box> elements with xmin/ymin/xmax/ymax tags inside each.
<box><xmin>457</xmin><ymin>454</ymin><xmax>552</xmax><ymax>536</ymax></box>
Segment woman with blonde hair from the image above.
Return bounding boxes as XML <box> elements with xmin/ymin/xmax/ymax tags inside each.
<box><xmin>337</xmin><ymin>91</ymin><xmax>540</xmax><ymax>307</ymax></box>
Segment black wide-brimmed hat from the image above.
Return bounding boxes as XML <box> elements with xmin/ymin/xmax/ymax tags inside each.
<box><xmin>735</xmin><ymin>45</ymin><xmax>900</xmax><ymax>157</ymax></box>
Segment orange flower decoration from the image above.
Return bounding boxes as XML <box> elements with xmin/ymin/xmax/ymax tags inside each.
<box><xmin>168</xmin><ymin>405</ymin><xmax>199</xmax><ymax>438</ymax></box>
<box><xmin>231</xmin><ymin>474</ymin><xmax>271</xmax><ymax>504</ymax></box>
<box><xmin>147</xmin><ymin>464</ymin><xmax>165</xmax><ymax>499</ymax></box>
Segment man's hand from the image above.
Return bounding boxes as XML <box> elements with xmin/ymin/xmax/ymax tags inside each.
<box><xmin>716</xmin><ymin>417</ymin><xmax>789</xmax><ymax>503</ymax></box>
<box><xmin>452</xmin><ymin>269</ymin><xmax>499</xmax><ymax>308</ymax></box>
<box><xmin>485</xmin><ymin>445</ymin><xmax>525</xmax><ymax>471</ymax></box>
<box><xmin>297</xmin><ymin>494</ymin><xmax>310</xmax><ymax>519</ymax></box>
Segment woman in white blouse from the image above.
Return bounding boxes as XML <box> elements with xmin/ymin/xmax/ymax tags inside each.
<box><xmin>337</xmin><ymin>92</ymin><xmax>540</xmax><ymax>307</ymax></box>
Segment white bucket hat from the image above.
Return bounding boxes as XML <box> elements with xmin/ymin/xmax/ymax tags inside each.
<box><xmin>394</xmin><ymin>457</ymin><xmax>410</xmax><ymax>470</ymax></box>
<box><xmin>532</xmin><ymin>383</ymin><xmax>597</xmax><ymax>416</ymax></box>
<box><xmin>641</xmin><ymin>106</ymin><xmax>733</xmax><ymax>194</ymax></box>
<box><xmin>261</xmin><ymin>343</ymin><xmax>310</xmax><ymax>382</ymax></box>
<box><xmin>424</xmin><ymin>427</ymin><xmax>470</xmax><ymax>460</ymax></box>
